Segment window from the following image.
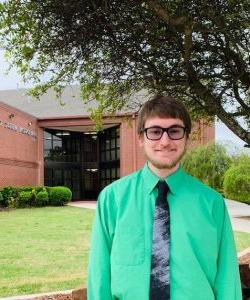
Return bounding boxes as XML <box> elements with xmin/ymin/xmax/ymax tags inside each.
<box><xmin>44</xmin><ymin>130</ymin><xmax>63</xmax><ymax>161</ymax></box>
<box><xmin>100</xmin><ymin>126</ymin><xmax>120</xmax><ymax>162</ymax></box>
<box><xmin>44</xmin><ymin>126</ymin><xmax>120</xmax><ymax>199</ymax></box>
<box><xmin>99</xmin><ymin>126</ymin><xmax>120</xmax><ymax>189</ymax></box>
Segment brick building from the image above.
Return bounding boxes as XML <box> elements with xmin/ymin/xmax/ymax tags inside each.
<box><xmin>0</xmin><ymin>86</ymin><xmax>214</xmax><ymax>200</ymax></box>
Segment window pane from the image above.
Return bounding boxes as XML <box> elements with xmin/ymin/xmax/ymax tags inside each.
<box><xmin>53</xmin><ymin>139</ymin><xmax>62</xmax><ymax>148</ymax></box>
<box><xmin>100</xmin><ymin>140</ymin><xmax>106</xmax><ymax>151</ymax></box>
<box><xmin>64</xmin><ymin>170</ymin><xmax>71</xmax><ymax>180</ymax></box>
<box><xmin>106</xmin><ymin>139</ymin><xmax>110</xmax><ymax>149</ymax></box>
<box><xmin>111</xmin><ymin>149</ymin><xmax>116</xmax><ymax>160</ymax></box>
<box><xmin>45</xmin><ymin>139</ymin><xmax>52</xmax><ymax>150</ymax></box>
<box><xmin>101</xmin><ymin>152</ymin><xmax>105</xmax><ymax>162</ymax></box>
<box><xmin>44</xmin><ymin>131</ymin><xmax>51</xmax><ymax>139</ymax></box>
<box><xmin>106</xmin><ymin>169</ymin><xmax>110</xmax><ymax>179</ymax></box>
<box><xmin>111</xmin><ymin>168</ymin><xmax>116</xmax><ymax>178</ymax></box>
<box><xmin>44</xmin><ymin>150</ymin><xmax>50</xmax><ymax>160</ymax></box>
<box><xmin>106</xmin><ymin>151</ymin><xmax>110</xmax><ymax>161</ymax></box>
<box><xmin>54</xmin><ymin>169</ymin><xmax>62</xmax><ymax>179</ymax></box>
<box><xmin>111</xmin><ymin>138</ymin><xmax>116</xmax><ymax>148</ymax></box>
<box><xmin>101</xmin><ymin>169</ymin><xmax>105</xmax><ymax>179</ymax></box>
<box><xmin>72</xmin><ymin>169</ymin><xmax>80</xmax><ymax>179</ymax></box>
<box><xmin>44</xmin><ymin>169</ymin><xmax>53</xmax><ymax>180</ymax></box>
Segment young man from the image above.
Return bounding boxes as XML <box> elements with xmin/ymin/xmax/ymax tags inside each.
<box><xmin>87</xmin><ymin>95</ymin><xmax>242</xmax><ymax>300</ymax></box>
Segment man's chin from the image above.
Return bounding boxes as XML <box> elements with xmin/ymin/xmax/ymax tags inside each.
<box><xmin>147</xmin><ymin>153</ymin><xmax>185</xmax><ymax>170</ymax></box>
<box><xmin>150</xmin><ymin>160</ymin><xmax>179</xmax><ymax>170</ymax></box>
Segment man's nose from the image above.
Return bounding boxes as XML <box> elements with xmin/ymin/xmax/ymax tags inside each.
<box><xmin>160</xmin><ymin>131</ymin><xmax>171</xmax><ymax>143</ymax></box>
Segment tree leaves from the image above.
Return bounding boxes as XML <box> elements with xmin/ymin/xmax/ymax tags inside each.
<box><xmin>0</xmin><ymin>0</ymin><xmax>249</xmax><ymax>142</ymax></box>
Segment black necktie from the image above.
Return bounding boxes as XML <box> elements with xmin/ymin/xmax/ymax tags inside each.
<box><xmin>150</xmin><ymin>181</ymin><xmax>170</xmax><ymax>300</ymax></box>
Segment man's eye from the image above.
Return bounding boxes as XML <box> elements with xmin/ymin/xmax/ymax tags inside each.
<box><xmin>149</xmin><ymin>129</ymin><xmax>162</xmax><ymax>135</ymax></box>
<box><xmin>169</xmin><ymin>129</ymin><xmax>180</xmax><ymax>134</ymax></box>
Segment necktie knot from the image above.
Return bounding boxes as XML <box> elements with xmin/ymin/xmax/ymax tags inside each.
<box><xmin>157</xmin><ymin>181</ymin><xmax>169</xmax><ymax>198</ymax></box>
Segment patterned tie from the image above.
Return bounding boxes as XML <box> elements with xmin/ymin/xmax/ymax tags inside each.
<box><xmin>150</xmin><ymin>181</ymin><xmax>170</xmax><ymax>300</ymax></box>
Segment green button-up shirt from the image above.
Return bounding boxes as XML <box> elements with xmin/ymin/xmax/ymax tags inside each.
<box><xmin>87</xmin><ymin>163</ymin><xmax>242</xmax><ymax>300</ymax></box>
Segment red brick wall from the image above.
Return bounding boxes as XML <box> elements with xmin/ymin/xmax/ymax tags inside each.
<box><xmin>120</xmin><ymin>116</ymin><xmax>137</xmax><ymax>176</ymax></box>
<box><xmin>0</xmin><ymin>102</ymin><xmax>39</xmax><ymax>187</ymax></box>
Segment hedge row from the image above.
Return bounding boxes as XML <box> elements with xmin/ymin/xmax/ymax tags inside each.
<box><xmin>0</xmin><ymin>186</ymin><xmax>72</xmax><ymax>208</ymax></box>
<box><xmin>182</xmin><ymin>143</ymin><xmax>250</xmax><ymax>204</ymax></box>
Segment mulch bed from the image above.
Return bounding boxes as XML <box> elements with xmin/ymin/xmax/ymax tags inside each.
<box><xmin>0</xmin><ymin>207</ymin><xmax>11</xmax><ymax>212</ymax></box>
<box><xmin>239</xmin><ymin>253</ymin><xmax>250</xmax><ymax>265</ymax></box>
<box><xmin>33</xmin><ymin>288</ymin><xmax>86</xmax><ymax>300</ymax></box>
<box><xmin>34</xmin><ymin>295</ymin><xmax>72</xmax><ymax>300</ymax></box>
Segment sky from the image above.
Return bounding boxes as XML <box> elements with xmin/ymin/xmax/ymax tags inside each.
<box><xmin>0</xmin><ymin>49</ymin><xmax>248</xmax><ymax>153</ymax></box>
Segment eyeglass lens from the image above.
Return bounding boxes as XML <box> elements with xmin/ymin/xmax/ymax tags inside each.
<box><xmin>146</xmin><ymin>126</ymin><xmax>185</xmax><ymax>140</ymax></box>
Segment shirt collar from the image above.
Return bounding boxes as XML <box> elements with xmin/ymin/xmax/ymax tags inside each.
<box><xmin>142</xmin><ymin>162</ymin><xmax>185</xmax><ymax>195</ymax></box>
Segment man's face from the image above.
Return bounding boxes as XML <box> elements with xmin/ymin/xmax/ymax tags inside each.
<box><xmin>139</xmin><ymin>117</ymin><xmax>188</xmax><ymax>173</ymax></box>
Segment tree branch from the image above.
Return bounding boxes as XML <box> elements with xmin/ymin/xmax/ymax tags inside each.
<box><xmin>185</xmin><ymin>62</ymin><xmax>250</xmax><ymax>143</ymax></box>
<box><xmin>233</xmin><ymin>84</ymin><xmax>250</xmax><ymax>114</ymax></box>
<box><xmin>146</xmin><ymin>0</ymin><xmax>191</xmax><ymax>30</ymax></box>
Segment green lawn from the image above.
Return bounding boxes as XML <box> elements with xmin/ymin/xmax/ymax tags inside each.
<box><xmin>234</xmin><ymin>231</ymin><xmax>250</xmax><ymax>253</ymax></box>
<box><xmin>0</xmin><ymin>206</ymin><xmax>95</xmax><ymax>297</ymax></box>
<box><xmin>0</xmin><ymin>207</ymin><xmax>249</xmax><ymax>297</ymax></box>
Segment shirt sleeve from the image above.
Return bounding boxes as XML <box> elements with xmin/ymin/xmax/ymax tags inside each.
<box><xmin>213</xmin><ymin>200</ymin><xmax>242</xmax><ymax>300</ymax></box>
<box><xmin>87</xmin><ymin>188</ymin><xmax>116</xmax><ymax>300</ymax></box>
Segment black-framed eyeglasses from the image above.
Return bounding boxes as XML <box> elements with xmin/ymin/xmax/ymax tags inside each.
<box><xmin>143</xmin><ymin>125</ymin><xmax>186</xmax><ymax>140</ymax></box>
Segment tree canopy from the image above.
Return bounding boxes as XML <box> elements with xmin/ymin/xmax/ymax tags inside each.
<box><xmin>0</xmin><ymin>0</ymin><xmax>249</xmax><ymax>143</ymax></box>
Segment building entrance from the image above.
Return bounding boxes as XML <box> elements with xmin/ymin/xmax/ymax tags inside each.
<box><xmin>44</xmin><ymin>126</ymin><xmax>120</xmax><ymax>200</ymax></box>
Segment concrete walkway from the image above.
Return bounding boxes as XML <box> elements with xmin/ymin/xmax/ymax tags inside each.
<box><xmin>68</xmin><ymin>200</ymin><xmax>96</xmax><ymax>210</ymax></box>
<box><xmin>68</xmin><ymin>199</ymin><xmax>250</xmax><ymax>233</ymax></box>
<box><xmin>227</xmin><ymin>199</ymin><xmax>250</xmax><ymax>233</ymax></box>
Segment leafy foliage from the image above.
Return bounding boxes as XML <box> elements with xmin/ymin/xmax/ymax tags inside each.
<box><xmin>0</xmin><ymin>0</ymin><xmax>249</xmax><ymax>142</ymax></box>
<box><xmin>0</xmin><ymin>191</ymin><xmax>4</xmax><ymax>207</ymax></box>
<box><xmin>18</xmin><ymin>191</ymin><xmax>33</xmax><ymax>208</ymax></box>
<box><xmin>231</xmin><ymin>152</ymin><xmax>250</xmax><ymax>167</ymax></box>
<box><xmin>182</xmin><ymin>143</ymin><xmax>232</xmax><ymax>192</ymax></box>
<box><xmin>0</xmin><ymin>186</ymin><xmax>72</xmax><ymax>208</ymax></box>
<box><xmin>35</xmin><ymin>191</ymin><xmax>49</xmax><ymax>207</ymax></box>
<box><xmin>1</xmin><ymin>186</ymin><xmax>18</xmax><ymax>207</ymax></box>
<box><xmin>49</xmin><ymin>186</ymin><xmax>72</xmax><ymax>206</ymax></box>
<box><xmin>223</xmin><ymin>164</ymin><xmax>250</xmax><ymax>203</ymax></box>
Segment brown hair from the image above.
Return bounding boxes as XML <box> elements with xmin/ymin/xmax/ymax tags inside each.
<box><xmin>137</xmin><ymin>94</ymin><xmax>191</xmax><ymax>137</ymax></box>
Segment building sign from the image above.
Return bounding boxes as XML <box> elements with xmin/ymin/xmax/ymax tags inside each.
<box><xmin>0</xmin><ymin>120</ymin><xmax>37</xmax><ymax>139</ymax></box>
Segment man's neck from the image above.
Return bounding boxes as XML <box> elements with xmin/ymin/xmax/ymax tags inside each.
<box><xmin>148</xmin><ymin>162</ymin><xmax>179</xmax><ymax>179</ymax></box>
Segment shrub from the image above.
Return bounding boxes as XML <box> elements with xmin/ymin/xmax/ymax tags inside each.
<box><xmin>17</xmin><ymin>186</ymin><xmax>33</xmax><ymax>192</ymax></box>
<box><xmin>0</xmin><ymin>185</ymin><xmax>72</xmax><ymax>208</ymax></box>
<box><xmin>35</xmin><ymin>191</ymin><xmax>49</xmax><ymax>207</ymax></box>
<box><xmin>17</xmin><ymin>186</ymin><xmax>46</xmax><ymax>193</ymax></box>
<box><xmin>223</xmin><ymin>164</ymin><xmax>250</xmax><ymax>204</ymax></box>
<box><xmin>182</xmin><ymin>143</ymin><xmax>232</xmax><ymax>192</ymax></box>
<box><xmin>2</xmin><ymin>186</ymin><xmax>18</xmax><ymax>207</ymax></box>
<box><xmin>18</xmin><ymin>191</ymin><xmax>33</xmax><ymax>208</ymax></box>
<box><xmin>49</xmin><ymin>186</ymin><xmax>72</xmax><ymax>206</ymax></box>
<box><xmin>0</xmin><ymin>191</ymin><xmax>4</xmax><ymax>207</ymax></box>
<box><xmin>18</xmin><ymin>191</ymin><xmax>33</xmax><ymax>207</ymax></box>
<box><xmin>7</xmin><ymin>196</ymin><xmax>18</xmax><ymax>208</ymax></box>
<box><xmin>231</xmin><ymin>153</ymin><xmax>250</xmax><ymax>167</ymax></box>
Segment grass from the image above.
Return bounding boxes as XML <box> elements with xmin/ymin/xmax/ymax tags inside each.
<box><xmin>0</xmin><ymin>207</ymin><xmax>249</xmax><ymax>297</ymax></box>
<box><xmin>0</xmin><ymin>206</ymin><xmax>95</xmax><ymax>297</ymax></box>
<box><xmin>235</xmin><ymin>231</ymin><xmax>250</xmax><ymax>252</ymax></box>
